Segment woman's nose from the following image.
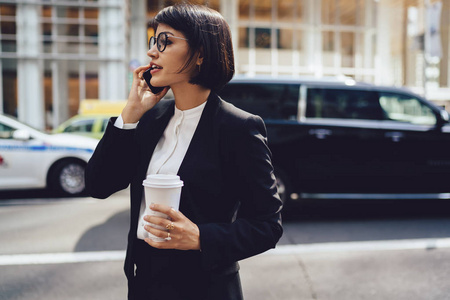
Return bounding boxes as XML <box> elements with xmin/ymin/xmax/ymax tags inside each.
<box><xmin>148</xmin><ymin>43</ymin><xmax>158</xmax><ymax>58</ymax></box>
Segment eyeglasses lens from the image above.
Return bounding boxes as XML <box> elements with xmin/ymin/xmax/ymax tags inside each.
<box><xmin>148</xmin><ymin>37</ymin><xmax>155</xmax><ymax>50</ymax></box>
<box><xmin>148</xmin><ymin>33</ymin><xmax>168</xmax><ymax>52</ymax></box>
<box><xmin>158</xmin><ymin>33</ymin><xmax>167</xmax><ymax>52</ymax></box>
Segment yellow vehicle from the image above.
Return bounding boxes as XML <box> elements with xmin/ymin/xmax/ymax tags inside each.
<box><xmin>78</xmin><ymin>99</ymin><xmax>127</xmax><ymax>115</ymax></box>
<box><xmin>54</xmin><ymin>100</ymin><xmax>126</xmax><ymax>139</ymax></box>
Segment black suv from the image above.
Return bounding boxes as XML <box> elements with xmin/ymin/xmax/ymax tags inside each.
<box><xmin>217</xmin><ymin>75</ymin><xmax>450</xmax><ymax>204</ymax></box>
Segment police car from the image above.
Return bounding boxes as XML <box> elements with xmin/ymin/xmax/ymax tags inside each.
<box><xmin>0</xmin><ymin>114</ymin><xmax>99</xmax><ymax>196</ymax></box>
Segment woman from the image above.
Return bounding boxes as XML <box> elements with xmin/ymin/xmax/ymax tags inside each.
<box><xmin>85</xmin><ymin>4</ymin><xmax>283</xmax><ymax>300</ymax></box>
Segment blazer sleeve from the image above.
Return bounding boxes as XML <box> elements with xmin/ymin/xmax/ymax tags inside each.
<box><xmin>198</xmin><ymin>114</ymin><xmax>283</xmax><ymax>270</ymax></box>
<box><xmin>85</xmin><ymin>117</ymin><xmax>139</xmax><ymax>199</ymax></box>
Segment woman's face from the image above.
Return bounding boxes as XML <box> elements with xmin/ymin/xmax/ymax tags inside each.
<box><xmin>147</xmin><ymin>24</ymin><xmax>196</xmax><ymax>89</ymax></box>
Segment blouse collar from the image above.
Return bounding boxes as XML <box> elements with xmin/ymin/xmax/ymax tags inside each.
<box><xmin>174</xmin><ymin>101</ymin><xmax>207</xmax><ymax>120</ymax></box>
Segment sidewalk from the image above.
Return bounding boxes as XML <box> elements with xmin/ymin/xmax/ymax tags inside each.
<box><xmin>240</xmin><ymin>253</ymin><xmax>314</xmax><ymax>300</ymax></box>
<box><xmin>239</xmin><ymin>247</ymin><xmax>450</xmax><ymax>300</ymax></box>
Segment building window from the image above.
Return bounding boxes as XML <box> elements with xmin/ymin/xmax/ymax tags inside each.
<box><xmin>254</xmin><ymin>0</ymin><xmax>272</xmax><ymax>22</ymax></box>
<box><xmin>0</xmin><ymin>5</ymin><xmax>16</xmax><ymax>53</ymax></box>
<box><xmin>239</xmin><ymin>0</ymin><xmax>250</xmax><ymax>20</ymax></box>
<box><xmin>0</xmin><ymin>2</ymin><xmax>122</xmax><ymax>128</ymax></box>
<box><xmin>236</xmin><ymin>0</ymin><xmax>376</xmax><ymax>79</ymax></box>
<box><xmin>255</xmin><ymin>28</ymin><xmax>272</xmax><ymax>48</ymax></box>
<box><xmin>41</xmin><ymin>6</ymin><xmax>99</xmax><ymax>56</ymax></box>
<box><xmin>0</xmin><ymin>4</ymin><xmax>17</xmax><ymax>115</ymax></box>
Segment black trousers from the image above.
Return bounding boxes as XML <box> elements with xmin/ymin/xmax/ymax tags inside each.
<box><xmin>128</xmin><ymin>240</ymin><xmax>243</xmax><ymax>300</ymax></box>
<box><xmin>129</xmin><ymin>268</ymin><xmax>243</xmax><ymax>300</ymax></box>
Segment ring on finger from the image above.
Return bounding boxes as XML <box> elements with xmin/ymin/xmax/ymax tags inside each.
<box><xmin>166</xmin><ymin>222</ymin><xmax>175</xmax><ymax>231</ymax></box>
<box><xmin>167</xmin><ymin>232</ymin><xmax>171</xmax><ymax>239</ymax></box>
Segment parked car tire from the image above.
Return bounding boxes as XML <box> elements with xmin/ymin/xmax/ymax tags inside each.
<box><xmin>49</xmin><ymin>159</ymin><xmax>87</xmax><ymax>196</ymax></box>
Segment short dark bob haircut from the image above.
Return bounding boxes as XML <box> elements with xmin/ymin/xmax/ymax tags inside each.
<box><xmin>149</xmin><ymin>4</ymin><xmax>234</xmax><ymax>91</ymax></box>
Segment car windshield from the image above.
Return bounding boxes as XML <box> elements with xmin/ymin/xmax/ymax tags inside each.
<box><xmin>0</xmin><ymin>114</ymin><xmax>48</xmax><ymax>134</ymax></box>
<box><xmin>63</xmin><ymin>119</ymin><xmax>95</xmax><ymax>133</ymax></box>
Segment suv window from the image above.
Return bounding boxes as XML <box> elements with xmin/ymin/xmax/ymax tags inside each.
<box><xmin>219</xmin><ymin>83</ymin><xmax>300</xmax><ymax>120</ymax></box>
<box><xmin>379</xmin><ymin>92</ymin><xmax>436</xmax><ymax>125</ymax></box>
<box><xmin>306</xmin><ymin>88</ymin><xmax>384</xmax><ymax>120</ymax></box>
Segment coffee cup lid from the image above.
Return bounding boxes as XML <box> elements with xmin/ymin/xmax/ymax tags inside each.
<box><xmin>142</xmin><ymin>174</ymin><xmax>184</xmax><ymax>188</ymax></box>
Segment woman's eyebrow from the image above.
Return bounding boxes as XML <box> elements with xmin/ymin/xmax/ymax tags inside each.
<box><xmin>160</xmin><ymin>31</ymin><xmax>175</xmax><ymax>36</ymax></box>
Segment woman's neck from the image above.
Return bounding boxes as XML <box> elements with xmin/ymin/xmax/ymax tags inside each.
<box><xmin>171</xmin><ymin>83</ymin><xmax>211</xmax><ymax>111</ymax></box>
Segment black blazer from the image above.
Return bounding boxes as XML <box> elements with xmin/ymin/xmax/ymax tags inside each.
<box><xmin>85</xmin><ymin>92</ymin><xmax>283</xmax><ymax>300</ymax></box>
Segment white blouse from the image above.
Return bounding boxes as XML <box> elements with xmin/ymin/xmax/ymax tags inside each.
<box><xmin>114</xmin><ymin>101</ymin><xmax>206</xmax><ymax>239</ymax></box>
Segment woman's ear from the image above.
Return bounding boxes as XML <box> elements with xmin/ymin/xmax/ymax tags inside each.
<box><xmin>196</xmin><ymin>47</ymin><xmax>204</xmax><ymax>67</ymax></box>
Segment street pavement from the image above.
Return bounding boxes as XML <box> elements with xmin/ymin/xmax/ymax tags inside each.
<box><xmin>241</xmin><ymin>245</ymin><xmax>450</xmax><ymax>300</ymax></box>
<box><xmin>1</xmin><ymin>189</ymin><xmax>450</xmax><ymax>299</ymax></box>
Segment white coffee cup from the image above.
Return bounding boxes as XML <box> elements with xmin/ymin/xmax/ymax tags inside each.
<box><xmin>141</xmin><ymin>174</ymin><xmax>183</xmax><ymax>242</ymax></box>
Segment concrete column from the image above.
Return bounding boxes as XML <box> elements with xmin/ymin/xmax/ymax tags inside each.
<box><xmin>220</xmin><ymin>0</ymin><xmax>239</xmax><ymax>73</ymax></box>
<box><xmin>334</xmin><ymin>0</ymin><xmax>341</xmax><ymax>75</ymax></box>
<box><xmin>99</xmin><ymin>0</ymin><xmax>127</xmax><ymax>101</ymax></box>
<box><xmin>129</xmin><ymin>0</ymin><xmax>148</xmax><ymax>66</ymax></box>
<box><xmin>51</xmin><ymin>61</ymin><xmax>69</xmax><ymax>128</ymax></box>
<box><xmin>51</xmin><ymin>6</ymin><xmax>69</xmax><ymax>128</ymax></box>
<box><xmin>374</xmin><ymin>0</ymin><xmax>393</xmax><ymax>85</ymax></box>
<box><xmin>16</xmin><ymin>3</ymin><xmax>45</xmax><ymax>129</ymax></box>
<box><xmin>248</xmin><ymin>0</ymin><xmax>256</xmax><ymax>76</ymax></box>
<box><xmin>439</xmin><ymin>0</ymin><xmax>449</xmax><ymax>87</ymax></box>
<box><xmin>363</xmin><ymin>0</ymin><xmax>375</xmax><ymax>82</ymax></box>
<box><xmin>127</xmin><ymin>0</ymin><xmax>148</xmax><ymax>94</ymax></box>
<box><xmin>304</xmin><ymin>0</ymin><xmax>322</xmax><ymax>77</ymax></box>
<box><xmin>271</xmin><ymin>0</ymin><xmax>278</xmax><ymax>76</ymax></box>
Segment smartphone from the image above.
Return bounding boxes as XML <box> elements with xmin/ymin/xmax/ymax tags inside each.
<box><xmin>142</xmin><ymin>69</ymin><xmax>166</xmax><ymax>94</ymax></box>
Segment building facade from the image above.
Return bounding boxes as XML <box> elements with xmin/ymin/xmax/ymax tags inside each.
<box><xmin>0</xmin><ymin>0</ymin><xmax>449</xmax><ymax>130</ymax></box>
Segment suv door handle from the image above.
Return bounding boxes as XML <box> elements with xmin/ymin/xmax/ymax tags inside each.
<box><xmin>309</xmin><ymin>129</ymin><xmax>332</xmax><ymax>139</ymax></box>
<box><xmin>385</xmin><ymin>131</ymin><xmax>404</xmax><ymax>142</ymax></box>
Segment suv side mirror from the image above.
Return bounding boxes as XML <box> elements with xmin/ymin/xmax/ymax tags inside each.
<box><xmin>12</xmin><ymin>129</ymin><xmax>31</xmax><ymax>141</ymax></box>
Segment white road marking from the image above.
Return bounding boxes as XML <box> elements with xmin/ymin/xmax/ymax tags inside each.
<box><xmin>0</xmin><ymin>251</ymin><xmax>125</xmax><ymax>266</ymax></box>
<box><xmin>1</xmin><ymin>237</ymin><xmax>450</xmax><ymax>266</ymax></box>
<box><xmin>265</xmin><ymin>237</ymin><xmax>450</xmax><ymax>255</ymax></box>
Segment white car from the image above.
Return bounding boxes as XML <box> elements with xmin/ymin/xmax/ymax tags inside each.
<box><xmin>0</xmin><ymin>114</ymin><xmax>99</xmax><ymax>196</ymax></box>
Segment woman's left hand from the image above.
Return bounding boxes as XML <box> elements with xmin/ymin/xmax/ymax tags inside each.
<box><xmin>143</xmin><ymin>203</ymin><xmax>201</xmax><ymax>250</ymax></box>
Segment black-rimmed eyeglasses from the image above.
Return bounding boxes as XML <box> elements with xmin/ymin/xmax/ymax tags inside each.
<box><xmin>148</xmin><ymin>32</ymin><xmax>189</xmax><ymax>53</ymax></box>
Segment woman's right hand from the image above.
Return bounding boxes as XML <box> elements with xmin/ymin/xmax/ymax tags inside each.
<box><xmin>121</xmin><ymin>65</ymin><xmax>169</xmax><ymax>123</ymax></box>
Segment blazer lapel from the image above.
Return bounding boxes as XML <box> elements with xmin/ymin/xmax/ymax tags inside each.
<box><xmin>178</xmin><ymin>93</ymin><xmax>221</xmax><ymax>179</ymax></box>
<box><xmin>137</xmin><ymin>100</ymin><xmax>175</xmax><ymax>182</ymax></box>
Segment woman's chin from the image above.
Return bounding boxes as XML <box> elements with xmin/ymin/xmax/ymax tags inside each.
<box><xmin>150</xmin><ymin>80</ymin><xmax>164</xmax><ymax>88</ymax></box>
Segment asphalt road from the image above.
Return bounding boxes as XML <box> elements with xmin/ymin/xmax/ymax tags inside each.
<box><xmin>1</xmin><ymin>189</ymin><xmax>450</xmax><ymax>299</ymax></box>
